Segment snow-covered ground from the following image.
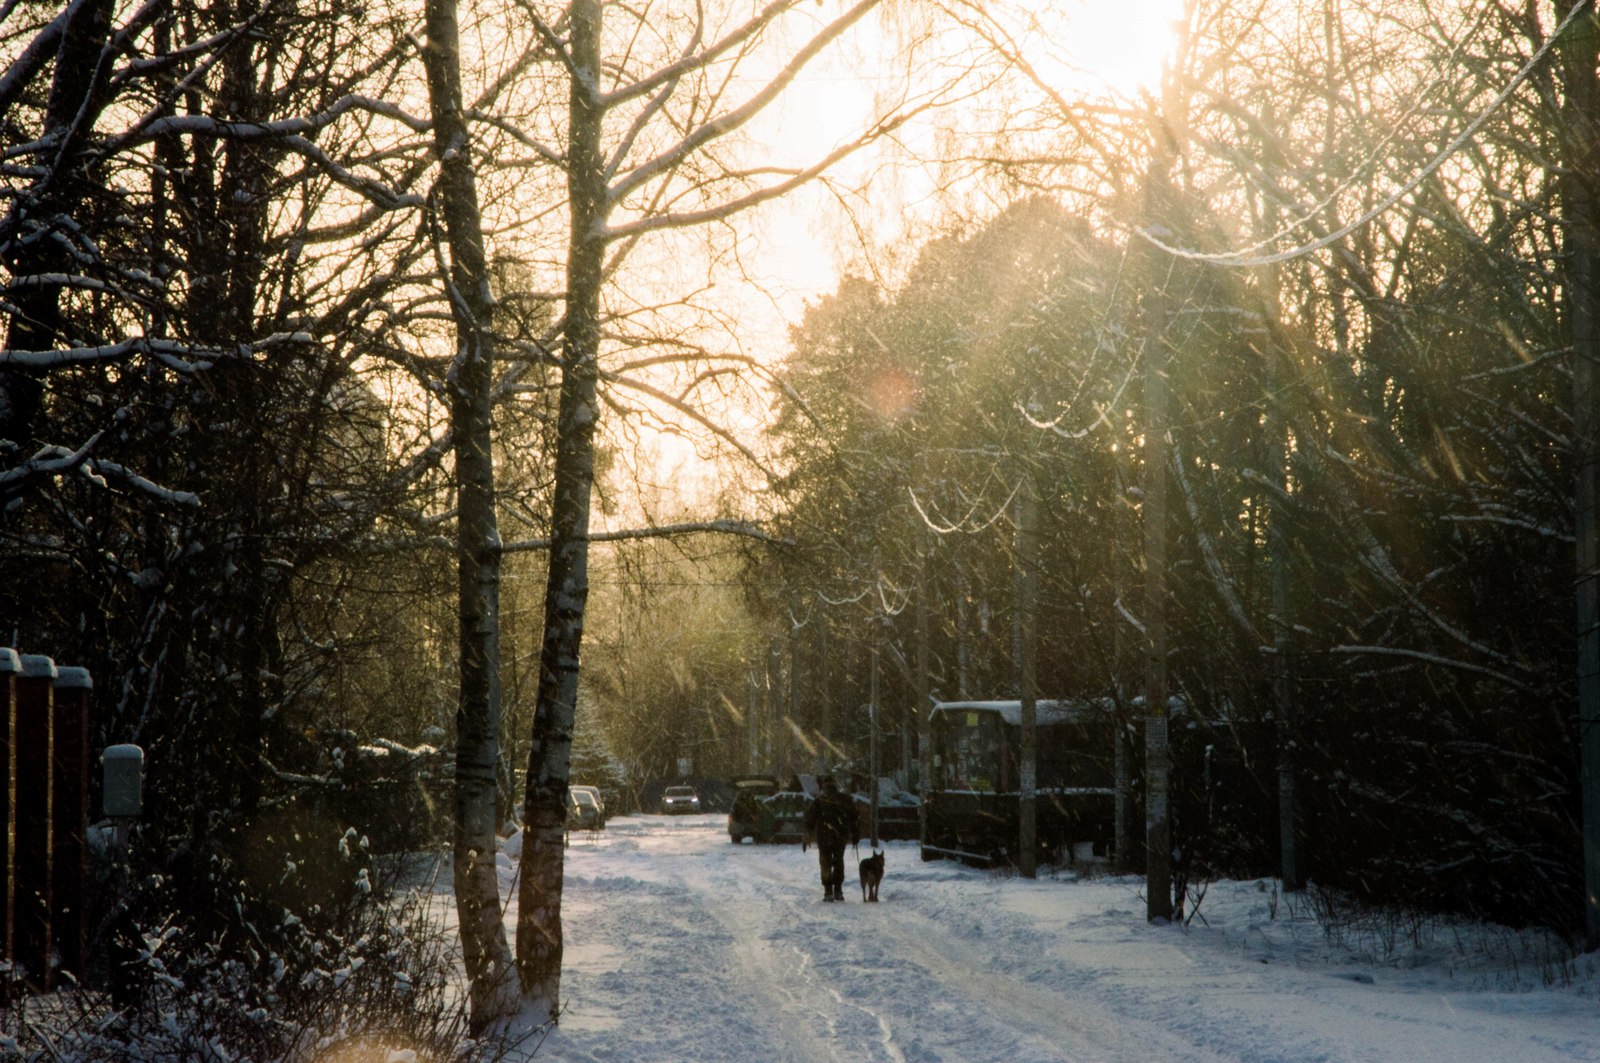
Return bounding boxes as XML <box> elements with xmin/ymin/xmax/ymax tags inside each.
<box><xmin>482</xmin><ymin>813</ymin><xmax>1600</xmax><ymax>1062</ymax></box>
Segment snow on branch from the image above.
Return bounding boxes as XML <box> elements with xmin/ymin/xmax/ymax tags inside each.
<box><xmin>815</xmin><ymin>586</ymin><xmax>872</xmax><ymax>607</ymax></box>
<box><xmin>2</xmin><ymin>272</ymin><xmax>118</xmax><ymax>298</ymax></box>
<box><xmin>1</xmin><ymin>331</ymin><xmax>313</xmax><ymax>371</ymax></box>
<box><xmin>81</xmin><ymin>457</ymin><xmax>200</xmax><ymax>506</ymax></box>
<box><xmin>9</xmin><ymin>337</ymin><xmax>197</xmax><ymax>371</ymax></box>
<box><xmin>1330</xmin><ymin>645</ymin><xmax>1534</xmax><ymax>694</ymax></box>
<box><xmin>1</xmin><ymin>437</ymin><xmax>198</xmax><ymax>506</ymax></box>
<box><xmin>0</xmin><ymin>437</ymin><xmax>102</xmax><ymax>490</ymax></box>
<box><xmin>95</xmin><ymin>103</ymin><xmax>428</xmax><ymax>213</ymax></box>
<box><xmin>907</xmin><ymin>479</ymin><xmax>1019</xmax><ymax>536</ymax></box>
<box><xmin>501</xmin><ymin>519</ymin><xmax>789</xmax><ymax>554</ymax></box>
<box><xmin>0</xmin><ymin>0</ymin><xmax>70</xmax><ymax>117</ymax></box>
<box><xmin>1113</xmin><ymin>595</ymin><xmax>1146</xmax><ymax>637</ymax></box>
<box><xmin>128</xmin><ymin>94</ymin><xmax>430</xmax><ymax>142</ymax></box>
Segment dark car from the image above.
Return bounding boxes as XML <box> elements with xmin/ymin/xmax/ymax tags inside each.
<box><xmin>659</xmin><ymin>785</ymin><xmax>702</xmax><ymax>814</ymax></box>
<box><xmin>852</xmin><ymin>778</ymin><xmax>922</xmax><ymax>841</ymax></box>
<box><xmin>758</xmin><ymin>790</ymin><xmax>813</xmax><ymax>843</ymax></box>
<box><xmin>728</xmin><ymin>775</ymin><xmax>779</xmax><ymax>842</ymax></box>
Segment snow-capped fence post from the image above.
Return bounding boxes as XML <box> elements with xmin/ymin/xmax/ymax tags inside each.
<box><xmin>51</xmin><ymin>667</ymin><xmax>91</xmax><ymax>981</ymax></box>
<box><xmin>12</xmin><ymin>654</ymin><xmax>55</xmax><ymax>988</ymax></box>
<box><xmin>1</xmin><ymin>648</ymin><xmax>17</xmax><ymax>967</ymax></box>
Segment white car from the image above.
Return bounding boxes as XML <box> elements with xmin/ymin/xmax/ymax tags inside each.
<box><xmin>659</xmin><ymin>785</ymin><xmax>701</xmax><ymax>814</ymax></box>
<box><xmin>566</xmin><ymin>788</ymin><xmax>603</xmax><ymax>832</ymax></box>
<box><xmin>570</xmin><ymin>784</ymin><xmax>607</xmax><ymax>827</ymax></box>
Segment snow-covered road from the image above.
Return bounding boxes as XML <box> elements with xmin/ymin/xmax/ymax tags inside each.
<box><xmin>495</xmin><ymin>813</ymin><xmax>1598</xmax><ymax>1063</ymax></box>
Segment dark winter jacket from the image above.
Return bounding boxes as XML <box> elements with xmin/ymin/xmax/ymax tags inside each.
<box><xmin>804</xmin><ymin>788</ymin><xmax>859</xmax><ymax>850</ymax></box>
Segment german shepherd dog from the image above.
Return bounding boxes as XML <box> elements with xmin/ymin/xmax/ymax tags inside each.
<box><xmin>859</xmin><ymin>849</ymin><xmax>885</xmax><ymax>902</ymax></box>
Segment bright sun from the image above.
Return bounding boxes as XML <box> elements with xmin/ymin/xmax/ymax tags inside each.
<box><xmin>1054</xmin><ymin>0</ymin><xmax>1188</xmax><ymax>100</ymax></box>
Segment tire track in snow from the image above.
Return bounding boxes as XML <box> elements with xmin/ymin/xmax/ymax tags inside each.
<box><xmin>524</xmin><ymin>819</ymin><xmax>1236</xmax><ymax>1062</ymax></box>
<box><xmin>709</xmin><ymin>847</ymin><xmax>907</xmax><ymax>1063</ymax></box>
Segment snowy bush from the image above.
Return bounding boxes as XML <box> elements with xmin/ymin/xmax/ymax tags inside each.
<box><xmin>1</xmin><ymin>838</ymin><xmax>509</xmax><ymax>1062</ymax></box>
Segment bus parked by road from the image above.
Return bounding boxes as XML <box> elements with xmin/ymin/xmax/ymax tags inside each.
<box><xmin>921</xmin><ymin>698</ymin><xmax>1118</xmax><ymax>867</ymax></box>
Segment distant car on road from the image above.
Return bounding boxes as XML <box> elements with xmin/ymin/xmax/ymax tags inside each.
<box><xmin>566</xmin><ymin>787</ymin><xmax>603</xmax><ymax>832</ymax></box>
<box><xmin>570</xmin><ymin>784</ymin><xmax>607</xmax><ymax>827</ymax></box>
<box><xmin>659</xmin><ymin>785</ymin><xmax>701</xmax><ymax>814</ymax></box>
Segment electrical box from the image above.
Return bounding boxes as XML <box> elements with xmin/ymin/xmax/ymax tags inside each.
<box><xmin>103</xmin><ymin>744</ymin><xmax>144</xmax><ymax>817</ymax></box>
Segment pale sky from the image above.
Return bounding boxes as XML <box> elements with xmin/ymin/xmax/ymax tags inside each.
<box><xmin>612</xmin><ymin>0</ymin><xmax>1186</xmax><ymax>517</ymax></box>
<box><xmin>745</xmin><ymin>0</ymin><xmax>1184</xmax><ymax>332</ymax></box>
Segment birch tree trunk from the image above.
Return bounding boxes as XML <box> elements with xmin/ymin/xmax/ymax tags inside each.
<box><xmin>420</xmin><ymin>0</ymin><xmax>516</xmax><ymax>1030</ymax></box>
<box><xmin>516</xmin><ymin>0</ymin><xmax>605</xmax><ymax>1017</ymax></box>
<box><xmin>510</xmin><ymin>0</ymin><xmax>908</xmax><ymax>1013</ymax></box>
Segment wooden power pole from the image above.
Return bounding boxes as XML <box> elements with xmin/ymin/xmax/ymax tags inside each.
<box><xmin>1015</xmin><ymin>476</ymin><xmax>1039</xmax><ymax>878</ymax></box>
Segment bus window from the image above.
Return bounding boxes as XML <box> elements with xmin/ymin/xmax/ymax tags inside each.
<box><xmin>940</xmin><ymin>711</ymin><xmax>1001</xmax><ymax>792</ymax></box>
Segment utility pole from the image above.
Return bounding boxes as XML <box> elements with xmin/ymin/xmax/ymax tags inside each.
<box><xmin>1254</xmin><ymin>174</ymin><xmax>1304</xmax><ymax>893</ymax></box>
<box><xmin>1264</xmin><ymin>294</ymin><xmax>1304</xmax><ymax>893</ymax></box>
<box><xmin>916</xmin><ymin>527</ymin><xmax>933</xmax><ymax>793</ymax></box>
<box><xmin>747</xmin><ymin>666</ymin><xmax>759</xmax><ymax>773</ymax></box>
<box><xmin>869</xmin><ymin>636</ymin><xmax>881</xmax><ymax>848</ymax></box>
<box><xmin>819</xmin><ymin>605</ymin><xmax>834</xmax><ymax>757</ymax></box>
<box><xmin>788</xmin><ymin>601</ymin><xmax>800</xmax><ymax>781</ymax></box>
<box><xmin>956</xmin><ymin>572</ymin><xmax>972</xmax><ymax>699</ymax></box>
<box><xmin>1112</xmin><ymin>445</ymin><xmax>1133</xmax><ymax>873</ymax></box>
<box><xmin>1015</xmin><ymin>475</ymin><xmax>1039</xmax><ymax>878</ymax></box>
<box><xmin>1560</xmin><ymin>0</ymin><xmax>1600</xmax><ymax>949</ymax></box>
<box><xmin>1138</xmin><ymin>13</ymin><xmax>1193</xmax><ymax>925</ymax></box>
<box><xmin>767</xmin><ymin>640</ymin><xmax>782</xmax><ymax>771</ymax></box>
<box><xmin>1141</xmin><ymin>153</ymin><xmax>1175</xmax><ymax>925</ymax></box>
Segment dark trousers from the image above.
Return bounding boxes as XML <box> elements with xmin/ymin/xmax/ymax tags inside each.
<box><xmin>817</xmin><ymin>842</ymin><xmax>846</xmax><ymax>892</ymax></box>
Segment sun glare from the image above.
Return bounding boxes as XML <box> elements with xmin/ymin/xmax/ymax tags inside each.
<box><xmin>1056</xmin><ymin>0</ymin><xmax>1187</xmax><ymax>100</ymax></box>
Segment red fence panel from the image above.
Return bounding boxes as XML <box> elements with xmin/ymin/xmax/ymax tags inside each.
<box><xmin>52</xmin><ymin>667</ymin><xmax>91</xmax><ymax>982</ymax></box>
<box><xmin>12</xmin><ymin>654</ymin><xmax>54</xmax><ymax>989</ymax></box>
<box><xmin>1</xmin><ymin>647</ymin><xmax>17</xmax><ymax>967</ymax></box>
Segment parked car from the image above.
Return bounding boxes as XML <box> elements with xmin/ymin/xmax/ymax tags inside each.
<box><xmin>852</xmin><ymin>777</ymin><xmax>922</xmax><ymax>841</ymax></box>
<box><xmin>756</xmin><ymin>790</ymin><xmax>813</xmax><ymax>844</ymax></box>
<box><xmin>659</xmin><ymin>785</ymin><xmax>701</xmax><ymax>814</ymax></box>
<box><xmin>728</xmin><ymin>775</ymin><xmax>779</xmax><ymax>842</ymax></box>
<box><xmin>566</xmin><ymin>788</ymin><xmax>603</xmax><ymax>832</ymax></box>
<box><xmin>570</xmin><ymin>784</ymin><xmax>607</xmax><ymax>827</ymax></box>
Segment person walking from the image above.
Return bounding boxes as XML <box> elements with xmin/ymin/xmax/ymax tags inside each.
<box><xmin>803</xmin><ymin>776</ymin><xmax>859</xmax><ymax>902</ymax></box>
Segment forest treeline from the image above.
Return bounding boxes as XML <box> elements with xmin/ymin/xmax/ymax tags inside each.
<box><xmin>1</xmin><ymin>0</ymin><xmax>1597</xmax><ymax>1054</ymax></box>
<box><xmin>766</xmin><ymin>2</ymin><xmax>1597</xmax><ymax>935</ymax></box>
